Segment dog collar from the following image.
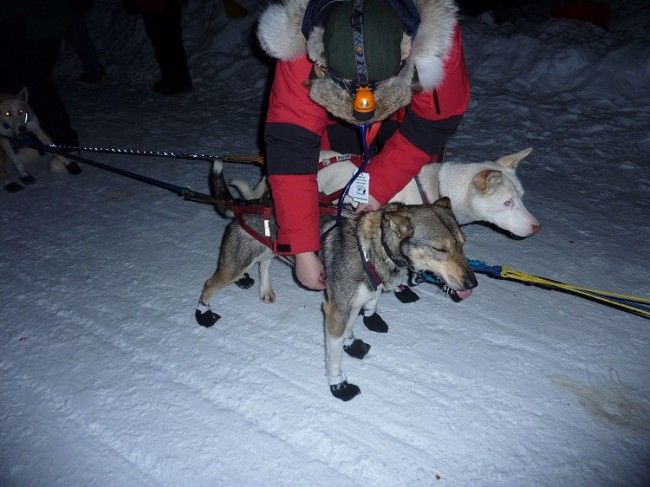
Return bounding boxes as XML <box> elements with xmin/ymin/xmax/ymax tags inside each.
<box><xmin>357</xmin><ymin>236</ymin><xmax>410</xmax><ymax>291</ymax></box>
<box><xmin>379</xmin><ymin>233</ymin><xmax>411</xmax><ymax>269</ymax></box>
<box><xmin>356</xmin><ymin>238</ymin><xmax>383</xmax><ymax>291</ymax></box>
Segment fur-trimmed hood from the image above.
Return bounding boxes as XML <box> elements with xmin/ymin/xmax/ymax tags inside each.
<box><xmin>257</xmin><ymin>0</ymin><xmax>458</xmax><ymax>124</ymax></box>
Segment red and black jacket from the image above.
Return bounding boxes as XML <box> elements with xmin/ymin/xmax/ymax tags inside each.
<box><xmin>265</xmin><ymin>24</ymin><xmax>470</xmax><ymax>255</ymax></box>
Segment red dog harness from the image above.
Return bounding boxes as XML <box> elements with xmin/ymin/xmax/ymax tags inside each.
<box><xmin>227</xmin><ymin>199</ymin><xmax>339</xmax><ymax>252</ymax></box>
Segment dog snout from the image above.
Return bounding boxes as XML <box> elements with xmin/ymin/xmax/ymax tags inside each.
<box><xmin>18</xmin><ymin>125</ymin><xmax>26</xmax><ymax>133</ymax></box>
<box><xmin>465</xmin><ymin>270</ymin><xmax>478</xmax><ymax>290</ymax></box>
<box><xmin>441</xmin><ymin>260</ymin><xmax>478</xmax><ymax>292</ymax></box>
<box><xmin>531</xmin><ymin>224</ymin><xmax>541</xmax><ymax>234</ymax></box>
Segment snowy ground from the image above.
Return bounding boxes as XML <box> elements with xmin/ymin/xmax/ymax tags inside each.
<box><xmin>1</xmin><ymin>1</ymin><xmax>649</xmax><ymax>485</ymax></box>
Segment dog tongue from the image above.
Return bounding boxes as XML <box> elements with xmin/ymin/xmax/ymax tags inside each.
<box><xmin>455</xmin><ymin>289</ymin><xmax>473</xmax><ymax>300</ymax></box>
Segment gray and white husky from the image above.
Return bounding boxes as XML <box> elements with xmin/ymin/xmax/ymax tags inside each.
<box><xmin>229</xmin><ymin>148</ymin><xmax>539</xmax><ymax>308</ymax></box>
<box><xmin>196</xmin><ymin>160</ymin><xmax>476</xmax><ymax>400</ymax></box>
<box><xmin>0</xmin><ymin>87</ymin><xmax>80</xmax><ymax>192</ymax></box>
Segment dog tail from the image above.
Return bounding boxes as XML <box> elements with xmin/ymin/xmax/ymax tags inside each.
<box><xmin>228</xmin><ymin>176</ymin><xmax>268</xmax><ymax>200</ymax></box>
<box><xmin>210</xmin><ymin>158</ymin><xmax>235</xmax><ymax>218</ymax></box>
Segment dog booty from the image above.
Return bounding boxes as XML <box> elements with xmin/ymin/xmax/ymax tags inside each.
<box><xmin>235</xmin><ymin>273</ymin><xmax>255</xmax><ymax>289</ymax></box>
<box><xmin>330</xmin><ymin>381</ymin><xmax>361</xmax><ymax>401</ymax></box>
<box><xmin>195</xmin><ymin>307</ymin><xmax>220</xmax><ymax>327</ymax></box>
<box><xmin>344</xmin><ymin>338</ymin><xmax>371</xmax><ymax>359</ymax></box>
<box><xmin>363</xmin><ymin>312</ymin><xmax>388</xmax><ymax>333</ymax></box>
<box><xmin>394</xmin><ymin>285</ymin><xmax>420</xmax><ymax>303</ymax></box>
<box><xmin>66</xmin><ymin>161</ymin><xmax>82</xmax><ymax>175</ymax></box>
<box><xmin>19</xmin><ymin>174</ymin><xmax>35</xmax><ymax>185</ymax></box>
<box><xmin>4</xmin><ymin>181</ymin><xmax>24</xmax><ymax>192</ymax></box>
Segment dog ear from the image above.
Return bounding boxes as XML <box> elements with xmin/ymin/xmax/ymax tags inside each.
<box><xmin>383</xmin><ymin>210</ymin><xmax>414</xmax><ymax>239</ymax></box>
<box><xmin>433</xmin><ymin>196</ymin><xmax>451</xmax><ymax>209</ymax></box>
<box><xmin>384</xmin><ymin>201</ymin><xmax>405</xmax><ymax>212</ymax></box>
<box><xmin>18</xmin><ymin>87</ymin><xmax>28</xmax><ymax>103</ymax></box>
<box><xmin>472</xmin><ymin>169</ymin><xmax>503</xmax><ymax>195</ymax></box>
<box><xmin>495</xmin><ymin>147</ymin><xmax>532</xmax><ymax>169</ymax></box>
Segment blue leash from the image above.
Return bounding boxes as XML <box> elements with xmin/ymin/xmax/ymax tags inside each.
<box><xmin>418</xmin><ymin>260</ymin><xmax>502</xmax><ymax>285</ymax></box>
<box><xmin>419</xmin><ymin>260</ymin><xmax>650</xmax><ymax>318</ymax></box>
<box><xmin>4</xmin><ymin>133</ymin><xmax>227</xmax><ymax>207</ymax></box>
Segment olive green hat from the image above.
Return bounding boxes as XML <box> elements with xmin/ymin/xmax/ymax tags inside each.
<box><xmin>323</xmin><ymin>0</ymin><xmax>405</xmax><ymax>83</ymax></box>
<box><xmin>258</xmin><ymin>0</ymin><xmax>459</xmax><ymax>125</ymax></box>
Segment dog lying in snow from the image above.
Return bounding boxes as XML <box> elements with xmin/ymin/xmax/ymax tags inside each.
<box><xmin>0</xmin><ymin>87</ymin><xmax>80</xmax><ymax>192</ymax></box>
<box><xmin>196</xmin><ymin>159</ymin><xmax>477</xmax><ymax>400</ymax></box>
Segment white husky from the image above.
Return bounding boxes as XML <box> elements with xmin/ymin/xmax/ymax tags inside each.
<box><xmin>227</xmin><ymin>148</ymin><xmax>539</xmax><ymax>311</ymax></box>
<box><xmin>0</xmin><ymin>87</ymin><xmax>80</xmax><ymax>192</ymax></box>
<box><xmin>231</xmin><ymin>148</ymin><xmax>540</xmax><ymax>238</ymax></box>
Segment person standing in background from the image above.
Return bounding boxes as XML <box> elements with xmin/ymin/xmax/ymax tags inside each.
<box><xmin>65</xmin><ymin>0</ymin><xmax>107</xmax><ymax>84</ymax></box>
<box><xmin>0</xmin><ymin>0</ymin><xmax>81</xmax><ymax>149</ymax></box>
<box><xmin>128</xmin><ymin>0</ymin><xmax>193</xmax><ymax>95</ymax></box>
<box><xmin>257</xmin><ymin>0</ymin><xmax>470</xmax><ymax>290</ymax></box>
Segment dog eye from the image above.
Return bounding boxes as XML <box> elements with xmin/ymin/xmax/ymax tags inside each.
<box><xmin>504</xmin><ymin>198</ymin><xmax>513</xmax><ymax>207</ymax></box>
<box><xmin>4</xmin><ymin>111</ymin><xmax>10</xmax><ymax>117</ymax></box>
<box><xmin>18</xmin><ymin>109</ymin><xmax>23</xmax><ymax>115</ymax></box>
<box><xmin>432</xmin><ymin>246</ymin><xmax>447</xmax><ymax>253</ymax></box>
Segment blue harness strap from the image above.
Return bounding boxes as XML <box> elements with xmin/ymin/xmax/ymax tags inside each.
<box><xmin>466</xmin><ymin>259</ymin><xmax>503</xmax><ymax>278</ymax></box>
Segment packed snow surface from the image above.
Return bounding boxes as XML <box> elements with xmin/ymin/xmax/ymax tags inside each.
<box><xmin>1</xmin><ymin>1</ymin><xmax>648</xmax><ymax>485</ymax></box>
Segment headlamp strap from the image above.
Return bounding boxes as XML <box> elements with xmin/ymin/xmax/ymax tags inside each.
<box><xmin>351</xmin><ymin>0</ymin><xmax>369</xmax><ymax>86</ymax></box>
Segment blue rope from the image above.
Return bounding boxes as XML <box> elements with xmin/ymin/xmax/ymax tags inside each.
<box><xmin>420</xmin><ymin>260</ymin><xmax>650</xmax><ymax>317</ymax></box>
<box><xmin>419</xmin><ymin>259</ymin><xmax>502</xmax><ymax>285</ymax></box>
<box><xmin>466</xmin><ymin>259</ymin><xmax>503</xmax><ymax>278</ymax></box>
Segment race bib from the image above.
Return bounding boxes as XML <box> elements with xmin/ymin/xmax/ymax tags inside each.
<box><xmin>349</xmin><ymin>172</ymin><xmax>370</xmax><ymax>204</ymax></box>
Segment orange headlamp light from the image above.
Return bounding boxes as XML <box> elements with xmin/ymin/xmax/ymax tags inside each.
<box><xmin>353</xmin><ymin>85</ymin><xmax>376</xmax><ymax>121</ymax></box>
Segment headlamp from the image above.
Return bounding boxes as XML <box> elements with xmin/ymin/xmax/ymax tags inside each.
<box><xmin>315</xmin><ymin>65</ymin><xmax>379</xmax><ymax>122</ymax></box>
<box><xmin>353</xmin><ymin>86</ymin><xmax>376</xmax><ymax>121</ymax></box>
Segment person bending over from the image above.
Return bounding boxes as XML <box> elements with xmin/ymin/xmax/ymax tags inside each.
<box><xmin>257</xmin><ymin>0</ymin><xmax>470</xmax><ymax>289</ymax></box>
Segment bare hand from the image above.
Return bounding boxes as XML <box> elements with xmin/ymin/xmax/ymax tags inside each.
<box><xmin>294</xmin><ymin>252</ymin><xmax>326</xmax><ymax>290</ymax></box>
<box><xmin>354</xmin><ymin>194</ymin><xmax>381</xmax><ymax>214</ymax></box>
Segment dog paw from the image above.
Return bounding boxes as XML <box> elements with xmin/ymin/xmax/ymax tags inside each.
<box><xmin>344</xmin><ymin>338</ymin><xmax>371</xmax><ymax>359</ymax></box>
<box><xmin>195</xmin><ymin>308</ymin><xmax>220</xmax><ymax>327</ymax></box>
<box><xmin>362</xmin><ymin>312</ymin><xmax>388</xmax><ymax>333</ymax></box>
<box><xmin>65</xmin><ymin>161</ymin><xmax>82</xmax><ymax>175</ymax></box>
<box><xmin>4</xmin><ymin>181</ymin><xmax>24</xmax><ymax>192</ymax></box>
<box><xmin>330</xmin><ymin>381</ymin><xmax>361</xmax><ymax>401</ymax></box>
<box><xmin>260</xmin><ymin>290</ymin><xmax>276</xmax><ymax>304</ymax></box>
<box><xmin>20</xmin><ymin>174</ymin><xmax>35</xmax><ymax>185</ymax></box>
<box><xmin>235</xmin><ymin>273</ymin><xmax>255</xmax><ymax>289</ymax></box>
<box><xmin>394</xmin><ymin>285</ymin><xmax>420</xmax><ymax>303</ymax></box>
<box><xmin>50</xmin><ymin>158</ymin><xmax>66</xmax><ymax>172</ymax></box>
